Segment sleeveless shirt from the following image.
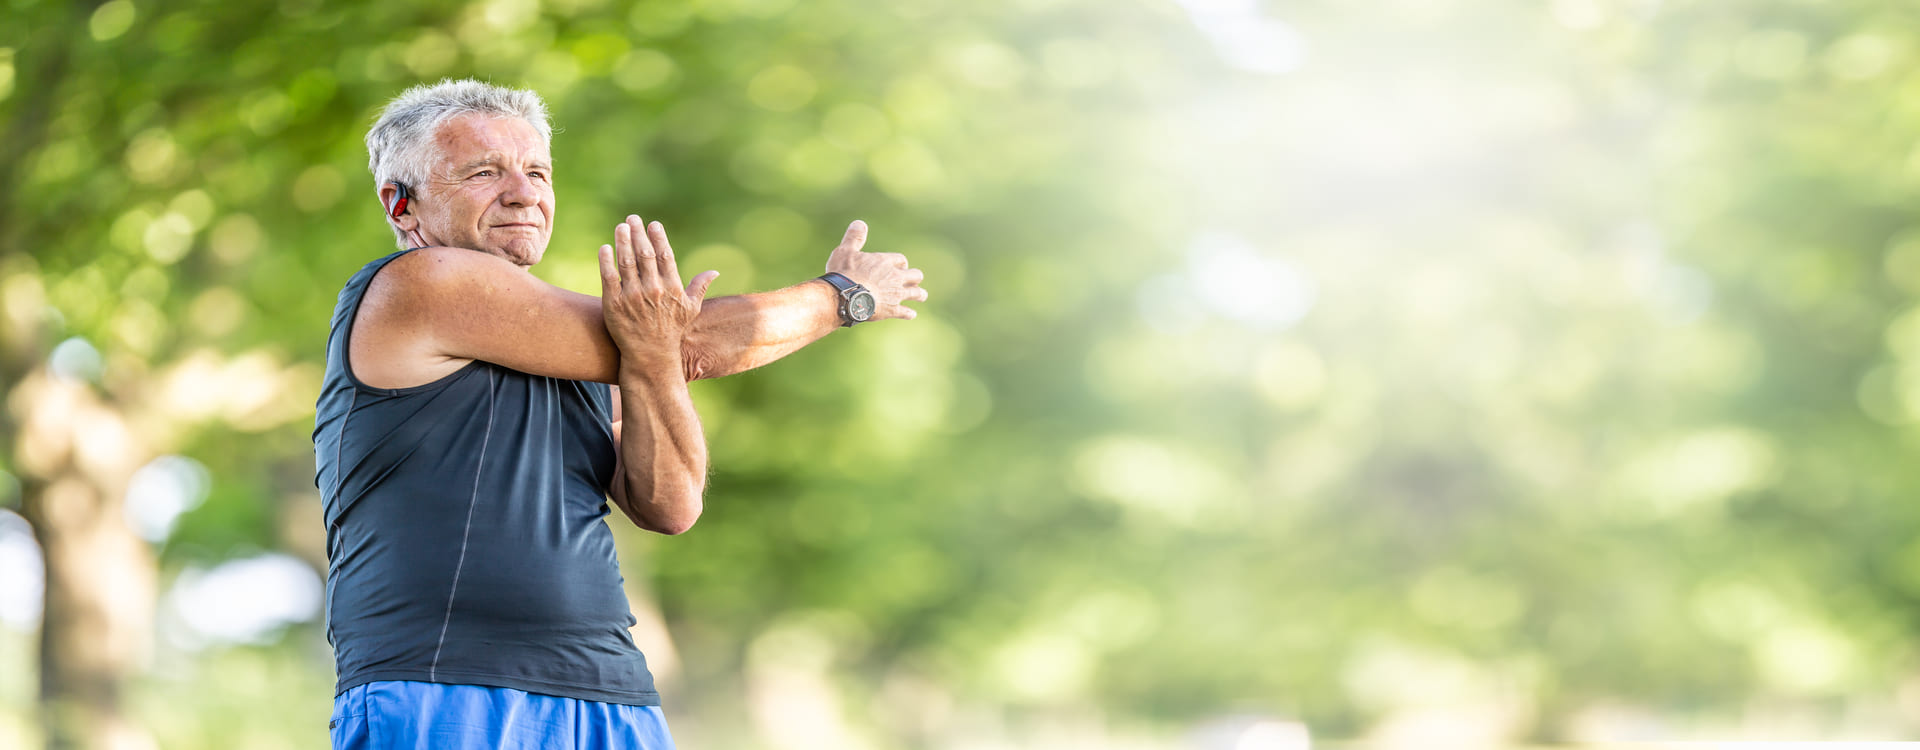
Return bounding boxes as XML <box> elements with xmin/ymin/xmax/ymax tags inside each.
<box><xmin>312</xmin><ymin>249</ymin><xmax>658</xmax><ymax>706</ymax></box>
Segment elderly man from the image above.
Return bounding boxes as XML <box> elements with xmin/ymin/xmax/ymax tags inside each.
<box><xmin>313</xmin><ymin>79</ymin><xmax>925</xmax><ymax>748</ymax></box>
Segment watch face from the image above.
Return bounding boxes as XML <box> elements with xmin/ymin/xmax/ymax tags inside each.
<box><xmin>849</xmin><ymin>290</ymin><xmax>877</xmax><ymax>321</ymax></box>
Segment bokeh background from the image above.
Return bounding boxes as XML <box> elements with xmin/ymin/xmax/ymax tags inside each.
<box><xmin>4</xmin><ymin>0</ymin><xmax>1920</xmax><ymax>747</ymax></box>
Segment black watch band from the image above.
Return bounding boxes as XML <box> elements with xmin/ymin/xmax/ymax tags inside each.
<box><xmin>819</xmin><ymin>272</ymin><xmax>874</xmax><ymax>327</ymax></box>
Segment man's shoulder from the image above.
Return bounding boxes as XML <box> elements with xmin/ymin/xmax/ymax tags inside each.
<box><xmin>348</xmin><ymin>247</ymin><xmax>498</xmax><ymax>390</ymax></box>
<box><xmin>363</xmin><ymin>247</ymin><xmax>521</xmax><ymax>310</ymax></box>
<box><xmin>376</xmin><ymin>245</ymin><xmax>508</xmax><ymax>284</ymax></box>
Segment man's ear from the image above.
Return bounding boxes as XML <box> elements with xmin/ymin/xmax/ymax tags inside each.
<box><xmin>378</xmin><ymin>183</ymin><xmax>420</xmax><ymax>233</ymax></box>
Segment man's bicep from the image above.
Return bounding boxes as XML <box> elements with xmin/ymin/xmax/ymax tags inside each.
<box><xmin>391</xmin><ymin>248</ymin><xmax>625</xmax><ymax>384</ymax></box>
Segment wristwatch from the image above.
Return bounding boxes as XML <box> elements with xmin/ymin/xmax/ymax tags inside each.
<box><xmin>819</xmin><ymin>272</ymin><xmax>876</xmax><ymax>327</ymax></box>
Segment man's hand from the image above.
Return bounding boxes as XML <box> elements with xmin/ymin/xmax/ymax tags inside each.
<box><xmin>824</xmin><ymin>220</ymin><xmax>928</xmax><ymax>321</ymax></box>
<box><xmin>598</xmin><ymin>215</ymin><xmax>719</xmax><ymax>375</ymax></box>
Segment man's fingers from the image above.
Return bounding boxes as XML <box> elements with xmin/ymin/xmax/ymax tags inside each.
<box><xmin>651</xmin><ymin>220</ymin><xmax>683</xmax><ymax>288</ymax></box>
<box><xmin>905</xmin><ymin>287</ymin><xmax>929</xmax><ymax>303</ymax></box>
<box><xmin>627</xmin><ymin>215</ymin><xmax>659</xmax><ymax>287</ymax></box>
<box><xmin>839</xmin><ymin>220</ymin><xmax>868</xmax><ymax>253</ymax></box>
<box><xmin>647</xmin><ymin>220</ymin><xmax>677</xmax><ymax>258</ymax></box>
<box><xmin>685</xmin><ymin>270</ymin><xmax>719</xmax><ymax>302</ymax></box>
<box><xmin>614</xmin><ymin>222</ymin><xmax>639</xmax><ymax>287</ymax></box>
<box><xmin>598</xmin><ymin>245</ymin><xmax>620</xmax><ymax>290</ymax></box>
<box><xmin>904</xmin><ymin>268</ymin><xmax>925</xmax><ymax>285</ymax></box>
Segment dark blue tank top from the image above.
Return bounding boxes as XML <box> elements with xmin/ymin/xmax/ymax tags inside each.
<box><xmin>312</xmin><ymin>249</ymin><xmax>658</xmax><ymax>706</ymax></box>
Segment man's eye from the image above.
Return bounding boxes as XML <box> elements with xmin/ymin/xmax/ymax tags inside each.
<box><xmin>530</xmin><ymin>172</ymin><xmax>548</xmax><ymax>181</ymax></box>
<box><xmin>473</xmin><ymin>170</ymin><xmax>495</xmax><ymax>178</ymax></box>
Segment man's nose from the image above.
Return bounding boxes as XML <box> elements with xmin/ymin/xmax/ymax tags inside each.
<box><xmin>500</xmin><ymin>171</ymin><xmax>541</xmax><ymax>207</ymax></box>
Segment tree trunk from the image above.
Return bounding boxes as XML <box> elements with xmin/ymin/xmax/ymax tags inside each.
<box><xmin>11</xmin><ymin>373</ymin><xmax>155</xmax><ymax>750</ymax></box>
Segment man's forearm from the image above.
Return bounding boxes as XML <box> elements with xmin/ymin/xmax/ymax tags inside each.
<box><xmin>612</xmin><ymin>364</ymin><xmax>709</xmax><ymax>535</ymax></box>
<box><xmin>681</xmin><ymin>279</ymin><xmax>840</xmax><ymax>380</ymax></box>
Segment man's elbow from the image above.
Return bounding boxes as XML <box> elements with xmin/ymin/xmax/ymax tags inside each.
<box><xmin>642</xmin><ymin>485</ymin><xmax>705</xmax><ymax>536</ymax></box>
<box><xmin>645</xmin><ymin>502</ymin><xmax>698</xmax><ymax>535</ymax></box>
<box><xmin>646</xmin><ymin>513</ymin><xmax>700</xmax><ymax>536</ymax></box>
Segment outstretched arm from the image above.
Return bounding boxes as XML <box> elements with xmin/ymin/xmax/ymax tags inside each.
<box><xmin>679</xmin><ymin>281</ymin><xmax>839</xmax><ymax>381</ymax></box>
<box><xmin>682</xmin><ymin>220</ymin><xmax>927</xmax><ymax>380</ymax></box>
<box><xmin>348</xmin><ymin>219</ymin><xmax>926</xmax><ymax>389</ymax></box>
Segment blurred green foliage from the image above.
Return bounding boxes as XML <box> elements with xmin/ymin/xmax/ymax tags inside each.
<box><xmin>5</xmin><ymin>0</ymin><xmax>1920</xmax><ymax>746</ymax></box>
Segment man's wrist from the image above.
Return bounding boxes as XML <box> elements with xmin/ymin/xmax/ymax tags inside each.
<box><xmin>618</xmin><ymin>355</ymin><xmax>686</xmax><ymax>385</ymax></box>
<box><xmin>807</xmin><ymin>276</ymin><xmax>843</xmax><ymax>327</ymax></box>
<box><xmin>817</xmin><ymin>272</ymin><xmax>875</xmax><ymax>327</ymax></box>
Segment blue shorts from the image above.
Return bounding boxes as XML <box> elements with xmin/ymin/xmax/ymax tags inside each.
<box><xmin>330</xmin><ymin>681</ymin><xmax>675</xmax><ymax>750</ymax></box>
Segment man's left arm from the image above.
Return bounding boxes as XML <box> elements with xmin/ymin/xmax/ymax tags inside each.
<box><xmin>601</xmin><ymin>217</ymin><xmax>712</xmax><ymax>535</ymax></box>
<box><xmin>679</xmin><ymin>220</ymin><xmax>927</xmax><ymax>380</ymax></box>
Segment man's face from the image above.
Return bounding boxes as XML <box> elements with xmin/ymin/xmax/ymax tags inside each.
<box><xmin>412</xmin><ymin>113</ymin><xmax>555</xmax><ymax>267</ymax></box>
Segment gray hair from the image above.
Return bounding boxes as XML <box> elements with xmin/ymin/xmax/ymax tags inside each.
<box><xmin>365</xmin><ymin>79</ymin><xmax>553</xmax><ymax>247</ymax></box>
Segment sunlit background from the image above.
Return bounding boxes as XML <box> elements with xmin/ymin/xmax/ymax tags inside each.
<box><xmin>6</xmin><ymin>0</ymin><xmax>1920</xmax><ymax>746</ymax></box>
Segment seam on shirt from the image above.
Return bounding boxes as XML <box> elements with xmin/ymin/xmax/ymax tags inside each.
<box><xmin>430</xmin><ymin>367</ymin><xmax>497</xmax><ymax>681</ymax></box>
<box><xmin>331</xmin><ymin>388</ymin><xmax>357</xmax><ymax>501</ymax></box>
<box><xmin>324</xmin><ymin>388</ymin><xmax>357</xmax><ymax>646</ymax></box>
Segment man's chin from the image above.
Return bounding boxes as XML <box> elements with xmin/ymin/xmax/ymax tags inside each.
<box><xmin>486</xmin><ymin>241</ymin><xmax>547</xmax><ymax>268</ymax></box>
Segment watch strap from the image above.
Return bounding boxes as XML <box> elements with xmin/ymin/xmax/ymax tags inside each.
<box><xmin>819</xmin><ymin>272</ymin><xmax>867</xmax><ymax>327</ymax></box>
<box><xmin>819</xmin><ymin>272</ymin><xmax>859</xmax><ymax>295</ymax></box>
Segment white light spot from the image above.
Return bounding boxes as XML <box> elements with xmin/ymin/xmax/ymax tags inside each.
<box><xmin>0</xmin><ymin>511</ymin><xmax>43</xmax><ymax>631</ymax></box>
<box><xmin>1204</xmin><ymin>18</ymin><xmax>1307</xmax><ymax>74</ymax></box>
<box><xmin>1237</xmin><ymin>720</ymin><xmax>1312</xmax><ymax>750</ymax></box>
<box><xmin>48</xmin><ymin>337</ymin><xmax>103</xmax><ymax>383</ymax></box>
<box><xmin>1190</xmin><ymin>715</ymin><xmax>1314</xmax><ymax>750</ymax></box>
<box><xmin>167</xmin><ymin>553</ymin><xmax>321</xmax><ymax>646</ymax></box>
<box><xmin>1173</xmin><ymin>0</ymin><xmax>1308</xmax><ymax>74</ymax></box>
<box><xmin>1187</xmin><ymin>233</ymin><xmax>1316</xmax><ymax>330</ymax></box>
<box><xmin>124</xmin><ymin>455</ymin><xmax>212</xmax><ymax>543</ymax></box>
